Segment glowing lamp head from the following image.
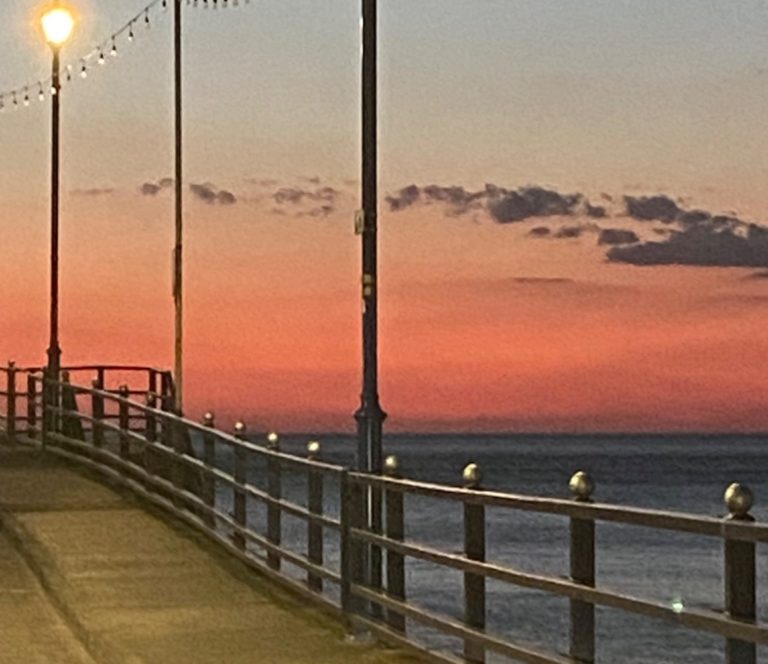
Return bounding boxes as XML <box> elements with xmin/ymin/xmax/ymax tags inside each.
<box><xmin>41</xmin><ymin>7</ymin><xmax>75</xmax><ymax>47</ymax></box>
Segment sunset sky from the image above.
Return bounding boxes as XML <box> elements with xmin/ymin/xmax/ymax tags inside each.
<box><xmin>1</xmin><ymin>0</ymin><xmax>767</xmax><ymax>432</ymax></box>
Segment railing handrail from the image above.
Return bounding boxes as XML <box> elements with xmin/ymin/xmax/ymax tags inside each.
<box><xmin>7</xmin><ymin>371</ymin><xmax>766</xmax><ymax>664</ymax></box>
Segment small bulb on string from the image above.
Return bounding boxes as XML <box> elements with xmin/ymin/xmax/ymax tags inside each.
<box><xmin>128</xmin><ymin>23</ymin><xmax>135</xmax><ymax>41</ymax></box>
<box><xmin>38</xmin><ymin>83</ymin><xmax>45</xmax><ymax>101</ymax></box>
<box><xmin>145</xmin><ymin>8</ymin><xmax>151</xmax><ymax>27</ymax></box>
<box><xmin>98</xmin><ymin>50</ymin><xmax>105</xmax><ymax>65</ymax></box>
<box><xmin>12</xmin><ymin>92</ymin><xmax>18</xmax><ymax>107</ymax></box>
<box><xmin>66</xmin><ymin>66</ymin><xmax>72</xmax><ymax>82</ymax></box>
<box><xmin>50</xmin><ymin>84</ymin><xmax>57</xmax><ymax>96</ymax></box>
<box><xmin>162</xmin><ymin>0</ymin><xmax>167</xmax><ymax>9</ymax></box>
<box><xmin>80</xmin><ymin>62</ymin><xmax>88</xmax><ymax>78</ymax></box>
<box><xmin>111</xmin><ymin>38</ymin><xmax>117</xmax><ymax>57</ymax></box>
<box><xmin>23</xmin><ymin>89</ymin><xmax>29</xmax><ymax>106</ymax></box>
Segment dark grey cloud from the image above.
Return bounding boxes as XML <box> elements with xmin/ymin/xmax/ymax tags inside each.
<box><xmin>528</xmin><ymin>226</ymin><xmax>552</xmax><ymax>237</ymax></box>
<box><xmin>72</xmin><ymin>187</ymin><xmax>114</xmax><ymax>197</ymax></box>
<box><xmin>598</xmin><ymin>228</ymin><xmax>640</xmax><ymax>246</ymax></box>
<box><xmin>273</xmin><ymin>186</ymin><xmax>339</xmax><ymax>206</ymax></box>
<box><xmin>386</xmin><ymin>182</ymin><xmax>582</xmax><ymax>222</ymax></box>
<box><xmin>386</xmin><ymin>185</ymin><xmax>420</xmax><ymax>211</ymax></box>
<box><xmin>585</xmin><ymin>203</ymin><xmax>607</xmax><ymax>218</ymax></box>
<box><xmin>607</xmin><ymin>224</ymin><xmax>768</xmax><ymax>268</ymax></box>
<box><xmin>625</xmin><ymin>195</ymin><xmax>681</xmax><ymax>223</ymax></box>
<box><xmin>489</xmin><ymin>186</ymin><xmax>581</xmax><ymax>223</ymax></box>
<box><xmin>554</xmin><ymin>225</ymin><xmax>594</xmax><ymax>239</ymax></box>
<box><xmin>190</xmin><ymin>183</ymin><xmax>237</xmax><ymax>205</ymax></box>
<box><xmin>140</xmin><ymin>178</ymin><xmax>174</xmax><ymax>196</ymax></box>
<box><xmin>141</xmin><ymin>182</ymin><xmax>161</xmax><ymax>196</ymax></box>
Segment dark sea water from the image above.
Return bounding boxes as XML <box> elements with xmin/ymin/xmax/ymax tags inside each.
<box><xmin>202</xmin><ymin>433</ymin><xmax>768</xmax><ymax>663</ymax></box>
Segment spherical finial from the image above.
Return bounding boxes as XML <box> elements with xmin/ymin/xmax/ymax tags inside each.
<box><xmin>202</xmin><ymin>411</ymin><xmax>214</xmax><ymax>427</ymax></box>
<box><xmin>8</xmin><ymin>360</ymin><xmax>15</xmax><ymax>368</ymax></box>
<box><xmin>147</xmin><ymin>394</ymin><xmax>156</xmax><ymax>407</ymax></box>
<box><xmin>234</xmin><ymin>421</ymin><xmax>246</xmax><ymax>436</ymax></box>
<box><xmin>724</xmin><ymin>483</ymin><xmax>754</xmax><ymax>519</ymax></box>
<box><xmin>267</xmin><ymin>431</ymin><xmax>279</xmax><ymax>449</ymax></box>
<box><xmin>569</xmin><ymin>471</ymin><xmax>595</xmax><ymax>502</ymax></box>
<box><xmin>463</xmin><ymin>463</ymin><xmax>481</xmax><ymax>489</ymax></box>
<box><xmin>62</xmin><ymin>371</ymin><xmax>71</xmax><ymax>383</ymax></box>
<box><xmin>307</xmin><ymin>440</ymin><xmax>321</xmax><ymax>459</ymax></box>
<box><xmin>118</xmin><ymin>383</ymin><xmax>128</xmax><ymax>394</ymax></box>
<box><xmin>384</xmin><ymin>454</ymin><xmax>400</xmax><ymax>477</ymax></box>
<box><xmin>91</xmin><ymin>377</ymin><xmax>99</xmax><ymax>388</ymax></box>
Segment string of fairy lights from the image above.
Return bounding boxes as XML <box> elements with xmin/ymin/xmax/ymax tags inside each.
<box><xmin>0</xmin><ymin>0</ymin><xmax>249</xmax><ymax>113</ymax></box>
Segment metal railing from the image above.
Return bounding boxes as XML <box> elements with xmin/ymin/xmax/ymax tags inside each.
<box><xmin>1</xmin><ymin>369</ymin><xmax>767</xmax><ymax>663</ymax></box>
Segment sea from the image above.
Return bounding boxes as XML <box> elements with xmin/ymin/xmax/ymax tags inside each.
<box><xmin>200</xmin><ymin>433</ymin><xmax>768</xmax><ymax>663</ymax></box>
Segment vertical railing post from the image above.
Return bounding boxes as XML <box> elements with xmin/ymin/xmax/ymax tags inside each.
<box><xmin>307</xmin><ymin>440</ymin><xmax>324</xmax><ymax>592</ymax></box>
<box><xmin>201</xmin><ymin>412</ymin><xmax>216</xmax><ymax>528</ymax></box>
<box><xmin>91</xmin><ymin>377</ymin><xmax>104</xmax><ymax>448</ymax></box>
<box><xmin>463</xmin><ymin>463</ymin><xmax>485</xmax><ymax>664</ymax></box>
<box><xmin>27</xmin><ymin>373</ymin><xmax>37</xmax><ymax>440</ymax></box>
<box><xmin>384</xmin><ymin>454</ymin><xmax>405</xmax><ymax>633</ymax></box>
<box><xmin>341</xmin><ymin>470</ymin><xmax>366</xmax><ymax>622</ymax></box>
<box><xmin>266</xmin><ymin>432</ymin><xmax>282</xmax><ymax>571</ymax></box>
<box><xmin>232</xmin><ymin>421</ymin><xmax>247</xmax><ymax>550</ymax></box>
<box><xmin>6</xmin><ymin>361</ymin><xmax>16</xmax><ymax>445</ymax></box>
<box><xmin>148</xmin><ymin>370</ymin><xmax>157</xmax><ymax>434</ymax></box>
<box><xmin>724</xmin><ymin>483</ymin><xmax>756</xmax><ymax>664</ymax></box>
<box><xmin>118</xmin><ymin>385</ymin><xmax>130</xmax><ymax>461</ymax></box>
<box><xmin>569</xmin><ymin>471</ymin><xmax>596</xmax><ymax>664</ymax></box>
<box><xmin>41</xmin><ymin>368</ymin><xmax>49</xmax><ymax>450</ymax></box>
<box><xmin>145</xmin><ymin>394</ymin><xmax>157</xmax><ymax>445</ymax></box>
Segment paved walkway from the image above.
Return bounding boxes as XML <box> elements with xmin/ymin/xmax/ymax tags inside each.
<box><xmin>0</xmin><ymin>447</ymin><xmax>416</xmax><ymax>664</ymax></box>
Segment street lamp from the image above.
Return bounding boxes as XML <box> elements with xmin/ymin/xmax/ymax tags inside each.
<box><xmin>41</xmin><ymin>3</ymin><xmax>75</xmax><ymax>424</ymax></box>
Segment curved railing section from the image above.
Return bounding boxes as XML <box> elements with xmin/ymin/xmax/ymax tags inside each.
<box><xmin>1</xmin><ymin>367</ymin><xmax>767</xmax><ymax>664</ymax></box>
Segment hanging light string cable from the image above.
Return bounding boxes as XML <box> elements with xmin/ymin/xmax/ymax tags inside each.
<box><xmin>0</xmin><ymin>0</ymin><xmax>248</xmax><ymax>113</ymax></box>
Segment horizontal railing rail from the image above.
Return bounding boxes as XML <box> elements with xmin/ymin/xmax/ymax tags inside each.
<box><xmin>0</xmin><ymin>368</ymin><xmax>764</xmax><ymax>664</ymax></box>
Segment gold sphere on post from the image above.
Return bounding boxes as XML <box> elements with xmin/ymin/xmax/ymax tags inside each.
<box><xmin>384</xmin><ymin>454</ymin><xmax>400</xmax><ymax>477</ymax></box>
<box><xmin>233</xmin><ymin>421</ymin><xmax>246</xmax><ymax>435</ymax></box>
<box><xmin>569</xmin><ymin>471</ymin><xmax>595</xmax><ymax>502</ymax></box>
<box><xmin>267</xmin><ymin>431</ymin><xmax>279</xmax><ymax>449</ymax></box>
<box><xmin>307</xmin><ymin>440</ymin><xmax>321</xmax><ymax>459</ymax></box>
<box><xmin>724</xmin><ymin>483</ymin><xmax>753</xmax><ymax>519</ymax></box>
<box><xmin>462</xmin><ymin>463</ymin><xmax>481</xmax><ymax>489</ymax></box>
<box><xmin>202</xmin><ymin>411</ymin><xmax>214</xmax><ymax>426</ymax></box>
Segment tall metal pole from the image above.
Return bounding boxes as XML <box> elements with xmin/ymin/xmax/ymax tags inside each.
<box><xmin>356</xmin><ymin>0</ymin><xmax>386</xmax><ymax>614</ymax></box>
<box><xmin>47</xmin><ymin>46</ymin><xmax>62</xmax><ymax>411</ymax></box>
<box><xmin>173</xmin><ymin>0</ymin><xmax>183</xmax><ymax>413</ymax></box>
<box><xmin>355</xmin><ymin>0</ymin><xmax>386</xmax><ymax>474</ymax></box>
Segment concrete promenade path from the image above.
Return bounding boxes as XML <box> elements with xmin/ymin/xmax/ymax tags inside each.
<box><xmin>0</xmin><ymin>446</ymin><xmax>417</xmax><ymax>664</ymax></box>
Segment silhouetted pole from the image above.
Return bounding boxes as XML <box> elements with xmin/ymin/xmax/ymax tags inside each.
<box><xmin>173</xmin><ymin>0</ymin><xmax>183</xmax><ymax>413</ymax></box>
<box><xmin>47</xmin><ymin>45</ymin><xmax>62</xmax><ymax>402</ymax></box>
<box><xmin>41</xmin><ymin>4</ymin><xmax>76</xmax><ymax>422</ymax></box>
<box><xmin>355</xmin><ymin>0</ymin><xmax>386</xmax><ymax>475</ymax></box>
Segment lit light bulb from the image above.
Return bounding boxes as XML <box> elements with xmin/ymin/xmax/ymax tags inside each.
<box><xmin>110</xmin><ymin>38</ymin><xmax>117</xmax><ymax>57</ymax></box>
<box><xmin>80</xmin><ymin>62</ymin><xmax>87</xmax><ymax>78</ymax></box>
<box><xmin>38</xmin><ymin>84</ymin><xmax>45</xmax><ymax>101</ymax></box>
<box><xmin>23</xmin><ymin>89</ymin><xmax>29</xmax><ymax>106</ymax></box>
<box><xmin>41</xmin><ymin>7</ymin><xmax>76</xmax><ymax>46</ymax></box>
<box><xmin>128</xmin><ymin>23</ymin><xmax>135</xmax><ymax>41</ymax></box>
<box><xmin>50</xmin><ymin>85</ymin><xmax>57</xmax><ymax>96</ymax></box>
<box><xmin>145</xmin><ymin>8</ymin><xmax>151</xmax><ymax>26</ymax></box>
<box><xmin>98</xmin><ymin>51</ymin><xmax>105</xmax><ymax>64</ymax></box>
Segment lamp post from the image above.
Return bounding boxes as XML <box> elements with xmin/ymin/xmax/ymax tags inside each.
<box><xmin>355</xmin><ymin>0</ymin><xmax>386</xmax><ymax>475</ymax></box>
<box><xmin>41</xmin><ymin>4</ymin><xmax>75</xmax><ymax>424</ymax></box>
<box><xmin>173</xmin><ymin>0</ymin><xmax>184</xmax><ymax>414</ymax></box>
